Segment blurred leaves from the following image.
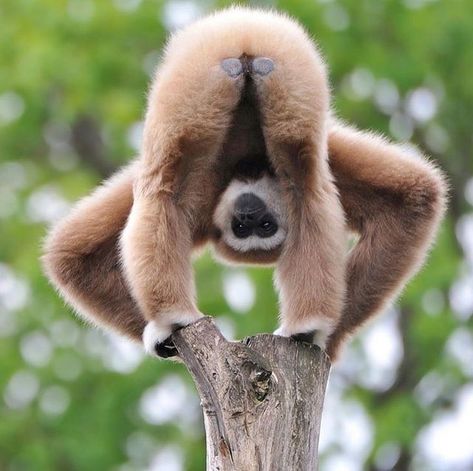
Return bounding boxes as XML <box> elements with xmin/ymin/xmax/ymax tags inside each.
<box><xmin>0</xmin><ymin>0</ymin><xmax>472</xmax><ymax>470</ymax></box>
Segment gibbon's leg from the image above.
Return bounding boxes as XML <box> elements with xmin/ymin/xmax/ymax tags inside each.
<box><xmin>326</xmin><ymin>122</ymin><xmax>447</xmax><ymax>359</ymax></box>
<box><xmin>252</xmin><ymin>58</ymin><xmax>346</xmax><ymax>348</ymax></box>
<box><xmin>273</xmin><ymin>176</ymin><xmax>347</xmax><ymax>348</ymax></box>
<box><xmin>120</xmin><ymin>182</ymin><xmax>203</xmax><ymax>357</ymax></box>
<box><xmin>118</xmin><ymin>55</ymin><xmax>243</xmax><ymax>357</ymax></box>
<box><xmin>264</xmin><ymin>138</ymin><xmax>347</xmax><ymax>348</ymax></box>
<box><xmin>42</xmin><ymin>163</ymin><xmax>147</xmax><ymax>341</ymax></box>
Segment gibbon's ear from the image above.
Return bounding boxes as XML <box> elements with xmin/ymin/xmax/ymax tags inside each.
<box><xmin>326</xmin><ymin>122</ymin><xmax>447</xmax><ymax>359</ymax></box>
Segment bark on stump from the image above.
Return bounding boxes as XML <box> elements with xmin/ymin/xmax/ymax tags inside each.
<box><xmin>172</xmin><ymin>317</ymin><xmax>331</xmax><ymax>471</ymax></box>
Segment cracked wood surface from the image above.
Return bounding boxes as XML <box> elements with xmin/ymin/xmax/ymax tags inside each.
<box><xmin>172</xmin><ymin>317</ymin><xmax>331</xmax><ymax>471</ymax></box>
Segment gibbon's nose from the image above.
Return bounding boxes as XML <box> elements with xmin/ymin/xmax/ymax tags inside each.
<box><xmin>234</xmin><ymin>193</ymin><xmax>266</xmax><ymax>221</ymax></box>
<box><xmin>221</xmin><ymin>56</ymin><xmax>274</xmax><ymax>78</ymax></box>
<box><xmin>232</xmin><ymin>193</ymin><xmax>279</xmax><ymax>239</ymax></box>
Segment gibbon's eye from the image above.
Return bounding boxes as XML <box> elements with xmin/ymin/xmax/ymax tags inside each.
<box><xmin>256</xmin><ymin>217</ymin><xmax>278</xmax><ymax>238</ymax></box>
<box><xmin>231</xmin><ymin>218</ymin><xmax>252</xmax><ymax>238</ymax></box>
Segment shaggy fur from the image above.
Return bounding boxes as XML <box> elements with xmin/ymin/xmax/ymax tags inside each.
<box><xmin>42</xmin><ymin>7</ymin><xmax>447</xmax><ymax>359</ymax></box>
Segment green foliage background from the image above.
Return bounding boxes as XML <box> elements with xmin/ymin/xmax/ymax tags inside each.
<box><xmin>0</xmin><ymin>0</ymin><xmax>472</xmax><ymax>470</ymax></box>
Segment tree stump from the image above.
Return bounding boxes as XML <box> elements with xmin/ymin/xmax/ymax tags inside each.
<box><xmin>172</xmin><ymin>317</ymin><xmax>331</xmax><ymax>471</ymax></box>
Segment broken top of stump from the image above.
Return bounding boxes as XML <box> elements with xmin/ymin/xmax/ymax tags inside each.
<box><xmin>173</xmin><ymin>317</ymin><xmax>331</xmax><ymax>471</ymax></box>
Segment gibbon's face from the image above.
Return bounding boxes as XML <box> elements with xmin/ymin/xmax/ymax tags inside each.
<box><xmin>212</xmin><ymin>174</ymin><xmax>288</xmax><ymax>263</ymax></box>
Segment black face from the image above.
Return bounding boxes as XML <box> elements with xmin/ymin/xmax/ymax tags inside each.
<box><xmin>231</xmin><ymin>193</ymin><xmax>278</xmax><ymax>239</ymax></box>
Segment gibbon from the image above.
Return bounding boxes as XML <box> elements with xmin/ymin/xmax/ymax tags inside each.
<box><xmin>42</xmin><ymin>8</ymin><xmax>447</xmax><ymax>360</ymax></box>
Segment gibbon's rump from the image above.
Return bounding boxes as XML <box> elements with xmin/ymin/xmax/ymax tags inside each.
<box><xmin>43</xmin><ymin>7</ymin><xmax>447</xmax><ymax>360</ymax></box>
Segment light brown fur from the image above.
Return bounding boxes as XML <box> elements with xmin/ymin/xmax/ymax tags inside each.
<box><xmin>42</xmin><ymin>8</ymin><xmax>447</xmax><ymax>359</ymax></box>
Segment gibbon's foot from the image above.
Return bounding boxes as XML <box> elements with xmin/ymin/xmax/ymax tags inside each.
<box><xmin>291</xmin><ymin>331</ymin><xmax>316</xmax><ymax>344</ymax></box>
<box><xmin>142</xmin><ymin>313</ymin><xmax>204</xmax><ymax>358</ymax></box>
<box><xmin>274</xmin><ymin>326</ymin><xmax>329</xmax><ymax>350</ymax></box>
<box><xmin>155</xmin><ymin>336</ymin><xmax>179</xmax><ymax>358</ymax></box>
<box><xmin>220</xmin><ymin>56</ymin><xmax>274</xmax><ymax>78</ymax></box>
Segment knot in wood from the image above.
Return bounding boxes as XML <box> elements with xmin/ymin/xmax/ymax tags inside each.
<box><xmin>249</xmin><ymin>365</ymin><xmax>272</xmax><ymax>401</ymax></box>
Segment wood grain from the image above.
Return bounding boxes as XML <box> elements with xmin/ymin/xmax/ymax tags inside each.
<box><xmin>173</xmin><ymin>317</ymin><xmax>331</xmax><ymax>470</ymax></box>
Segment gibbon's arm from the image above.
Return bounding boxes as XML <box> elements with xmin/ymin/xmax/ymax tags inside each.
<box><xmin>326</xmin><ymin>123</ymin><xmax>447</xmax><ymax>358</ymax></box>
<box><xmin>42</xmin><ymin>163</ymin><xmax>147</xmax><ymax>340</ymax></box>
